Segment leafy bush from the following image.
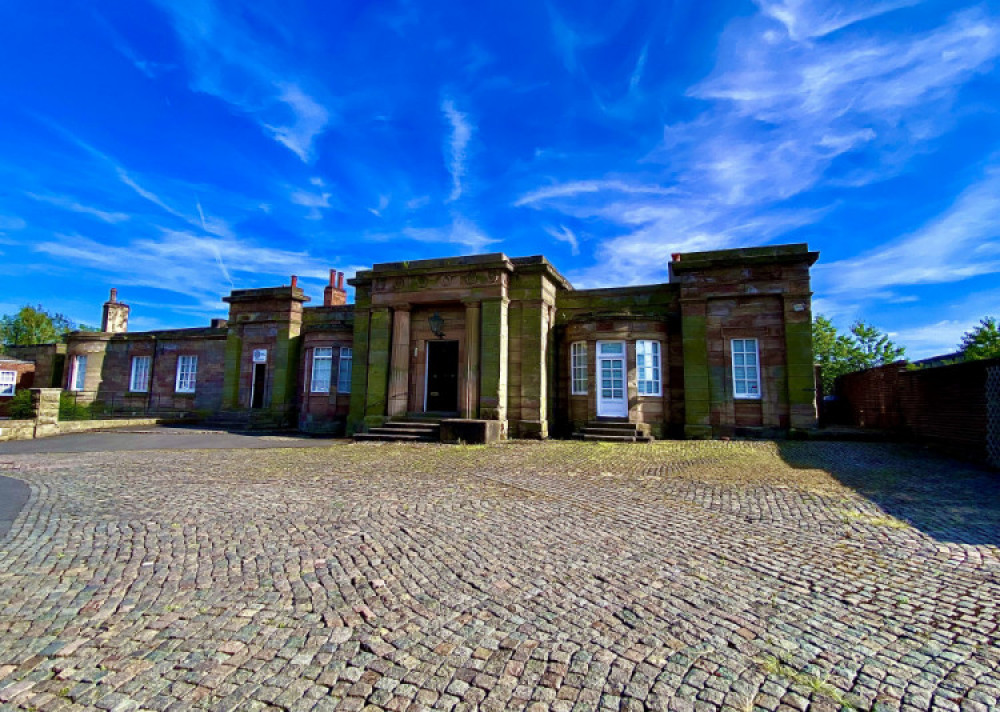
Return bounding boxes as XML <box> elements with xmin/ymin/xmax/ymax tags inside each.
<box><xmin>59</xmin><ymin>392</ymin><xmax>92</xmax><ymax>420</ymax></box>
<box><xmin>8</xmin><ymin>390</ymin><xmax>33</xmax><ymax>419</ymax></box>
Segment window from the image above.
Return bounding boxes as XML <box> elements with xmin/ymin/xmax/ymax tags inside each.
<box><xmin>130</xmin><ymin>356</ymin><xmax>151</xmax><ymax>392</ymax></box>
<box><xmin>175</xmin><ymin>355</ymin><xmax>198</xmax><ymax>393</ymax></box>
<box><xmin>311</xmin><ymin>347</ymin><xmax>333</xmax><ymax>393</ymax></box>
<box><xmin>70</xmin><ymin>355</ymin><xmax>87</xmax><ymax>391</ymax></box>
<box><xmin>571</xmin><ymin>342</ymin><xmax>587</xmax><ymax>395</ymax></box>
<box><xmin>0</xmin><ymin>371</ymin><xmax>15</xmax><ymax>396</ymax></box>
<box><xmin>337</xmin><ymin>347</ymin><xmax>352</xmax><ymax>393</ymax></box>
<box><xmin>636</xmin><ymin>340</ymin><xmax>661</xmax><ymax>396</ymax></box>
<box><xmin>731</xmin><ymin>338</ymin><xmax>761</xmax><ymax>398</ymax></box>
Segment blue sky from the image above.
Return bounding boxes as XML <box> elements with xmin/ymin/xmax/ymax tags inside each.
<box><xmin>1</xmin><ymin>0</ymin><xmax>998</xmax><ymax>358</ymax></box>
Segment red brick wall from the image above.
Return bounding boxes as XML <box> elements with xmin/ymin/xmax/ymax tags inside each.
<box><xmin>838</xmin><ymin>358</ymin><xmax>998</xmax><ymax>464</ymax></box>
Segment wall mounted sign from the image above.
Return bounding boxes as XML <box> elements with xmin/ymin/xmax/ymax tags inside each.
<box><xmin>252</xmin><ymin>349</ymin><xmax>268</xmax><ymax>363</ymax></box>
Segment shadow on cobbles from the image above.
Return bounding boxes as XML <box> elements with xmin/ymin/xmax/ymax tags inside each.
<box><xmin>776</xmin><ymin>440</ymin><xmax>1000</xmax><ymax>546</ymax></box>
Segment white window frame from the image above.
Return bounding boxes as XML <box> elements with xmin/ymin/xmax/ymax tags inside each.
<box><xmin>130</xmin><ymin>356</ymin><xmax>151</xmax><ymax>393</ymax></box>
<box><xmin>175</xmin><ymin>355</ymin><xmax>198</xmax><ymax>394</ymax></box>
<box><xmin>570</xmin><ymin>342</ymin><xmax>587</xmax><ymax>395</ymax></box>
<box><xmin>0</xmin><ymin>370</ymin><xmax>15</xmax><ymax>396</ymax></box>
<box><xmin>311</xmin><ymin>347</ymin><xmax>333</xmax><ymax>393</ymax></box>
<box><xmin>636</xmin><ymin>340</ymin><xmax>662</xmax><ymax>396</ymax></box>
<box><xmin>70</xmin><ymin>355</ymin><xmax>88</xmax><ymax>392</ymax></box>
<box><xmin>337</xmin><ymin>347</ymin><xmax>352</xmax><ymax>394</ymax></box>
<box><xmin>731</xmin><ymin>338</ymin><xmax>761</xmax><ymax>399</ymax></box>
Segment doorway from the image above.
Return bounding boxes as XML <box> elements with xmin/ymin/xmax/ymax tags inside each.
<box><xmin>424</xmin><ymin>340</ymin><xmax>459</xmax><ymax>413</ymax></box>
<box><xmin>251</xmin><ymin>363</ymin><xmax>267</xmax><ymax>409</ymax></box>
<box><xmin>596</xmin><ymin>340</ymin><xmax>627</xmax><ymax>418</ymax></box>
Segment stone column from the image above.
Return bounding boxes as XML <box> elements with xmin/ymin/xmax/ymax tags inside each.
<box><xmin>462</xmin><ymin>301</ymin><xmax>481</xmax><ymax>419</ymax></box>
<box><xmin>387</xmin><ymin>307</ymin><xmax>411</xmax><ymax>417</ymax></box>
<box><xmin>364</xmin><ymin>307</ymin><xmax>392</xmax><ymax>425</ymax></box>
<box><xmin>479</xmin><ymin>297</ymin><xmax>509</xmax><ymax>429</ymax></box>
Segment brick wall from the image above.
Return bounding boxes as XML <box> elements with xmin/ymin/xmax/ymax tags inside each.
<box><xmin>837</xmin><ymin>358</ymin><xmax>1000</xmax><ymax>466</ymax></box>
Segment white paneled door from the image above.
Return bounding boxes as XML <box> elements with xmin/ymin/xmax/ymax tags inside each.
<box><xmin>597</xmin><ymin>341</ymin><xmax>627</xmax><ymax>417</ymax></box>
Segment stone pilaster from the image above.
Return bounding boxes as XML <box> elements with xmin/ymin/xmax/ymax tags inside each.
<box><xmin>462</xmin><ymin>302</ymin><xmax>481</xmax><ymax>419</ymax></box>
<box><xmin>784</xmin><ymin>294</ymin><xmax>818</xmax><ymax>429</ymax></box>
<box><xmin>681</xmin><ymin>300</ymin><xmax>713</xmax><ymax>438</ymax></box>
<box><xmin>479</xmin><ymin>297</ymin><xmax>508</xmax><ymax>429</ymax></box>
<box><xmin>364</xmin><ymin>307</ymin><xmax>392</xmax><ymax>425</ymax></box>
<box><xmin>347</xmin><ymin>308</ymin><xmax>371</xmax><ymax>433</ymax></box>
<box><xmin>387</xmin><ymin>307</ymin><xmax>411</xmax><ymax>417</ymax></box>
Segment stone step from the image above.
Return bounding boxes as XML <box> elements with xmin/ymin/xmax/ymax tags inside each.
<box><xmin>381</xmin><ymin>421</ymin><xmax>440</xmax><ymax>431</ymax></box>
<box><xmin>582</xmin><ymin>426</ymin><xmax>650</xmax><ymax>438</ymax></box>
<box><xmin>576</xmin><ymin>433</ymin><xmax>654</xmax><ymax>443</ymax></box>
<box><xmin>353</xmin><ymin>432</ymin><xmax>436</xmax><ymax>442</ymax></box>
<box><xmin>371</xmin><ymin>426</ymin><xmax>440</xmax><ymax>437</ymax></box>
<box><xmin>585</xmin><ymin>421</ymin><xmax>650</xmax><ymax>432</ymax></box>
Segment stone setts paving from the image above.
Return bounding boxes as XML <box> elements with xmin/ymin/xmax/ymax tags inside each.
<box><xmin>0</xmin><ymin>441</ymin><xmax>998</xmax><ymax>711</ymax></box>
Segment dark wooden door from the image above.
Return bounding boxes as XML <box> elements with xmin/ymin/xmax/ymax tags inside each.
<box><xmin>426</xmin><ymin>340</ymin><xmax>459</xmax><ymax>413</ymax></box>
<box><xmin>251</xmin><ymin>363</ymin><xmax>266</xmax><ymax>409</ymax></box>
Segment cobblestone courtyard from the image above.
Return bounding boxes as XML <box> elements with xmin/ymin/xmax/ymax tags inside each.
<box><xmin>0</xmin><ymin>440</ymin><xmax>998</xmax><ymax>712</ymax></box>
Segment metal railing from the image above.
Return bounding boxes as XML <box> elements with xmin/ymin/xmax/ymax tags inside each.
<box><xmin>58</xmin><ymin>391</ymin><xmax>202</xmax><ymax>421</ymax></box>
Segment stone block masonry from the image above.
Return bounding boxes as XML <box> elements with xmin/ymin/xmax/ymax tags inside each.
<box><xmin>56</xmin><ymin>244</ymin><xmax>820</xmax><ymax>439</ymax></box>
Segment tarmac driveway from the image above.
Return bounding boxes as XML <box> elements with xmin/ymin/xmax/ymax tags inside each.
<box><xmin>0</xmin><ymin>425</ymin><xmax>339</xmax><ymax>455</ymax></box>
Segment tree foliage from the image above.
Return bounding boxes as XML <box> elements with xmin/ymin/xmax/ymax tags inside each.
<box><xmin>0</xmin><ymin>305</ymin><xmax>91</xmax><ymax>346</ymax></box>
<box><xmin>813</xmin><ymin>315</ymin><xmax>906</xmax><ymax>393</ymax></box>
<box><xmin>959</xmin><ymin>317</ymin><xmax>1000</xmax><ymax>361</ymax></box>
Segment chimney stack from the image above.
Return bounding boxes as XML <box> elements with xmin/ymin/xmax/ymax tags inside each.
<box><xmin>324</xmin><ymin>269</ymin><xmax>348</xmax><ymax>306</ymax></box>
<box><xmin>101</xmin><ymin>287</ymin><xmax>130</xmax><ymax>333</ymax></box>
<box><xmin>291</xmin><ymin>275</ymin><xmax>298</xmax><ymax>290</ymax></box>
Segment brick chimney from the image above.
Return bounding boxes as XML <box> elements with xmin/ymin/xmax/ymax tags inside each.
<box><xmin>324</xmin><ymin>269</ymin><xmax>347</xmax><ymax>306</ymax></box>
<box><xmin>101</xmin><ymin>288</ymin><xmax>130</xmax><ymax>333</ymax></box>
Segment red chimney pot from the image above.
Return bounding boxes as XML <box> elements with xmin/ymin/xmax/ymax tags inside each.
<box><xmin>291</xmin><ymin>275</ymin><xmax>298</xmax><ymax>289</ymax></box>
<box><xmin>337</xmin><ymin>272</ymin><xmax>344</xmax><ymax>289</ymax></box>
<box><xmin>671</xmin><ymin>253</ymin><xmax>682</xmax><ymax>262</ymax></box>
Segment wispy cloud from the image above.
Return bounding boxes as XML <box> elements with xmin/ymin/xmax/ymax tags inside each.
<box><xmin>151</xmin><ymin>0</ymin><xmax>332</xmax><ymax>162</ymax></box>
<box><xmin>394</xmin><ymin>216</ymin><xmax>497</xmax><ymax>253</ymax></box>
<box><xmin>816</xmin><ymin>162</ymin><xmax>1000</xmax><ymax>295</ymax></box>
<box><xmin>25</xmin><ymin>192</ymin><xmax>129</xmax><ymax>223</ymax></box>
<box><xmin>517</xmin><ymin>4</ymin><xmax>1000</xmax><ymax>285</ymax></box>
<box><xmin>33</xmin><ymin>231</ymin><xmax>335</xmax><ymax>303</ymax></box>
<box><xmin>545</xmin><ymin>225</ymin><xmax>580</xmax><ymax>255</ymax></box>
<box><xmin>755</xmin><ymin>0</ymin><xmax>922</xmax><ymax>41</ymax></box>
<box><xmin>442</xmin><ymin>98</ymin><xmax>473</xmax><ymax>201</ymax></box>
<box><xmin>0</xmin><ymin>216</ymin><xmax>27</xmax><ymax>232</ymax></box>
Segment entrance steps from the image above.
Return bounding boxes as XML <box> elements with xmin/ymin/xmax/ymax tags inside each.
<box><xmin>353</xmin><ymin>416</ymin><xmax>441</xmax><ymax>443</ymax></box>
<box><xmin>573</xmin><ymin>421</ymin><xmax>654</xmax><ymax>443</ymax></box>
<box><xmin>202</xmin><ymin>410</ymin><xmax>289</xmax><ymax>432</ymax></box>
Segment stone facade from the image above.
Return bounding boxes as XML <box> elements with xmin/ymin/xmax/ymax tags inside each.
<box><xmin>52</xmin><ymin>243</ymin><xmax>819</xmax><ymax>438</ymax></box>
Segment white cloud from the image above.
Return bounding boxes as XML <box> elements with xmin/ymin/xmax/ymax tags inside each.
<box><xmin>442</xmin><ymin>98</ymin><xmax>473</xmax><ymax>201</ymax></box>
<box><xmin>290</xmin><ymin>188</ymin><xmax>333</xmax><ymax>220</ymax></box>
<box><xmin>152</xmin><ymin>0</ymin><xmax>332</xmax><ymax>162</ymax></box>
<box><xmin>888</xmin><ymin>319</ymin><xmax>976</xmax><ymax>360</ymax></box>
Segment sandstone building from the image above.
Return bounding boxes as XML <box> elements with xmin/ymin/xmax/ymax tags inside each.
<box><xmin>52</xmin><ymin>244</ymin><xmax>819</xmax><ymax>441</ymax></box>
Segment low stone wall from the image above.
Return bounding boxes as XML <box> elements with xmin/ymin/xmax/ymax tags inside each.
<box><xmin>0</xmin><ymin>388</ymin><xmax>193</xmax><ymax>443</ymax></box>
<box><xmin>0</xmin><ymin>416</ymin><xmax>183</xmax><ymax>442</ymax></box>
<box><xmin>0</xmin><ymin>420</ymin><xmax>36</xmax><ymax>442</ymax></box>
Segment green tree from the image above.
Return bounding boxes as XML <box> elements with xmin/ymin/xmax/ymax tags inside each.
<box><xmin>959</xmin><ymin>317</ymin><xmax>1000</xmax><ymax>361</ymax></box>
<box><xmin>813</xmin><ymin>316</ymin><xmax>906</xmax><ymax>393</ymax></box>
<box><xmin>0</xmin><ymin>305</ymin><xmax>82</xmax><ymax>346</ymax></box>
